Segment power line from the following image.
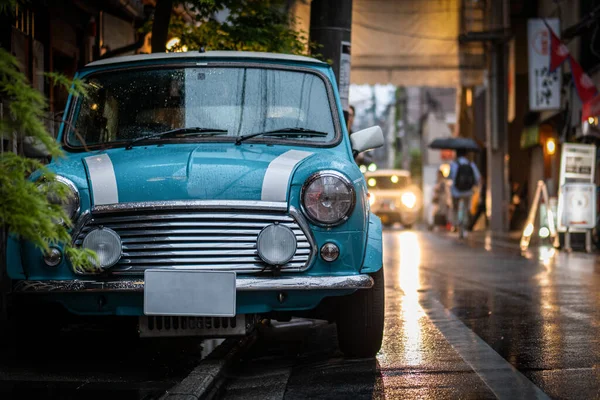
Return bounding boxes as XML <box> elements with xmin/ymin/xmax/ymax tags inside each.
<box><xmin>353</xmin><ymin>21</ymin><xmax>458</xmax><ymax>42</ymax></box>
<box><xmin>354</xmin><ymin>6</ymin><xmax>460</xmax><ymax>15</ymax></box>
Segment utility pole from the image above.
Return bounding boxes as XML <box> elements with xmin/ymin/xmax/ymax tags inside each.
<box><xmin>309</xmin><ymin>0</ymin><xmax>353</xmax><ymax>123</ymax></box>
<box><xmin>401</xmin><ymin>91</ymin><xmax>410</xmax><ymax>171</ymax></box>
<box><xmin>460</xmin><ymin>0</ymin><xmax>511</xmax><ymax>232</ymax></box>
<box><xmin>486</xmin><ymin>0</ymin><xmax>510</xmax><ymax>232</ymax></box>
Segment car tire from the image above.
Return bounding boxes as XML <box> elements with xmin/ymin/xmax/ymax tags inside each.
<box><xmin>336</xmin><ymin>267</ymin><xmax>385</xmax><ymax>358</ymax></box>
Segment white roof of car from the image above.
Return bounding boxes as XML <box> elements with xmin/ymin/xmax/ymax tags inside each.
<box><xmin>86</xmin><ymin>51</ymin><xmax>327</xmax><ymax>68</ymax></box>
<box><xmin>364</xmin><ymin>169</ymin><xmax>411</xmax><ymax>177</ymax></box>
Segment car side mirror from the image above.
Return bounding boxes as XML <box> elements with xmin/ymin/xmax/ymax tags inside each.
<box><xmin>22</xmin><ymin>136</ymin><xmax>51</xmax><ymax>158</ymax></box>
<box><xmin>350</xmin><ymin>126</ymin><xmax>384</xmax><ymax>154</ymax></box>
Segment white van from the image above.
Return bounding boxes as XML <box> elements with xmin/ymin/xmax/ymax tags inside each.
<box><xmin>364</xmin><ymin>169</ymin><xmax>422</xmax><ymax>228</ymax></box>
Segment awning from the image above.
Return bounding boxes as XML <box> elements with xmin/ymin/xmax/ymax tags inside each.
<box><xmin>350</xmin><ymin>0</ymin><xmax>482</xmax><ymax>87</ymax></box>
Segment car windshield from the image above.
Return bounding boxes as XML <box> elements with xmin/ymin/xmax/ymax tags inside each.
<box><xmin>366</xmin><ymin>174</ymin><xmax>410</xmax><ymax>189</ymax></box>
<box><xmin>65</xmin><ymin>66</ymin><xmax>336</xmax><ymax>148</ymax></box>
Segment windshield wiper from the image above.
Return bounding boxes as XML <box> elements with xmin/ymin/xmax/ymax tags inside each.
<box><xmin>235</xmin><ymin>127</ymin><xmax>329</xmax><ymax>145</ymax></box>
<box><xmin>125</xmin><ymin>127</ymin><xmax>228</xmax><ymax>150</ymax></box>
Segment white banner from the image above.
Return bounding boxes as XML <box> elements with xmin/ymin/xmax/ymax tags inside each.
<box><xmin>527</xmin><ymin>18</ymin><xmax>561</xmax><ymax>111</ymax></box>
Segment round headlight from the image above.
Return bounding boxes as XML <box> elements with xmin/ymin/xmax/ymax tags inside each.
<box><xmin>401</xmin><ymin>192</ymin><xmax>417</xmax><ymax>209</ymax></box>
<box><xmin>301</xmin><ymin>171</ymin><xmax>356</xmax><ymax>226</ymax></box>
<box><xmin>256</xmin><ymin>224</ymin><xmax>297</xmax><ymax>266</ymax></box>
<box><xmin>38</xmin><ymin>176</ymin><xmax>80</xmax><ymax>224</ymax></box>
<box><xmin>82</xmin><ymin>228</ymin><xmax>122</xmax><ymax>269</ymax></box>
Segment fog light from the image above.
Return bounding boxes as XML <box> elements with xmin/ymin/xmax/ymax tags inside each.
<box><xmin>44</xmin><ymin>247</ymin><xmax>62</xmax><ymax>267</ymax></box>
<box><xmin>82</xmin><ymin>228</ymin><xmax>122</xmax><ymax>269</ymax></box>
<box><xmin>257</xmin><ymin>224</ymin><xmax>297</xmax><ymax>265</ymax></box>
<box><xmin>320</xmin><ymin>242</ymin><xmax>339</xmax><ymax>262</ymax></box>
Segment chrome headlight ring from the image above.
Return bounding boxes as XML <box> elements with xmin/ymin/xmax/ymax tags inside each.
<box><xmin>37</xmin><ymin>175</ymin><xmax>81</xmax><ymax>224</ymax></box>
<box><xmin>300</xmin><ymin>170</ymin><xmax>356</xmax><ymax>227</ymax></box>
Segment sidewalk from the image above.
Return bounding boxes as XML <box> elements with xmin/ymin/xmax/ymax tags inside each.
<box><xmin>441</xmin><ymin>228</ymin><xmax>597</xmax><ymax>254</ymax></box>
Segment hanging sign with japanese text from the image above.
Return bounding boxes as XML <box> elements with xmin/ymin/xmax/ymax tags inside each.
<box><xmin>527</xmin><ymin>18</ymin><xmax>561</xmax><ymax>111</ymax></box>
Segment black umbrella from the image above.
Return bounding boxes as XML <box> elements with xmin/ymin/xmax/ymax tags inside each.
<box><xmin>428</xmin><ymin>137</ymin><xmax>481</xmax><ymax>152</ymax></box>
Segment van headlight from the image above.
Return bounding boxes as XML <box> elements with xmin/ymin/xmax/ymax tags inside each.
<box><xmin>301</xmin><ymin>171</ymin><xmax>356</xmax><ymax>226</ymax></box>
<box><xmin>38</xmin><ymin>176</ymin><xmax>80</xmax><ymax>224</ymax></box>
<box><xmin>401</xmin><ymin>192</ymin><xmax>417</xmax><ymax>209</ymax></box>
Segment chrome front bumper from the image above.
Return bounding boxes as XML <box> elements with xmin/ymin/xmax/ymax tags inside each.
<box><xmin>13</xmin><ymin>275</ymin><xmax>374</xmax><ymax>293</ymax></box>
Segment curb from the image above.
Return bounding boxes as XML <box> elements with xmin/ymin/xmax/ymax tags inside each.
<box><xmin>160</xmin><ymin>333</ymin><xmax>257</xmax><ymax>400</ymax></box>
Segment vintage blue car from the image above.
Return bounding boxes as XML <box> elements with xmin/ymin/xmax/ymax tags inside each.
<box><xmin>6</xmin><ymin>51</ymin><xmax>385</xmax><ymax>357</ymax></box>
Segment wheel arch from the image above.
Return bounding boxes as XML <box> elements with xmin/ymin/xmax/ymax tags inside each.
<box><xmin>360</xmin><ymin>212</ymin><xmax>383</xmax><ymax>274</ymax></box>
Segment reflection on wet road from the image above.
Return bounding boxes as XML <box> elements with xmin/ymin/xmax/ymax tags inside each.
<box><xmin>223</xmin><ymin>229</ymin><xmax>600</xmax><ymax>399</ymax></box>
<box><xmin>377</xmin><ymin>232</ymin><xmax>496</xmax><ymax>398</ymax></box>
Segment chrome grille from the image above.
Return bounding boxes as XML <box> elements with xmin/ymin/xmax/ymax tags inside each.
<box><xmin>72</xmin><ymin>205</ymin><xmax>314</xmax><ymax>275</ymax></box>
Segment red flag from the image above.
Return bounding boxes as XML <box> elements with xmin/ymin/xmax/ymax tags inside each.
<box><xmin>543</xmin><ymin>18</ymin><xmax>598</xmax><ymax>104</ymax></box>
<box><xmin>569</xmin><ymin>55</ymin><xmax>598</xmax><ymax>104</ymax></box>
<box><xmin>545</xmin><ymin>20</ymin><xmax>569</xmax><ymax>72</ymax></box>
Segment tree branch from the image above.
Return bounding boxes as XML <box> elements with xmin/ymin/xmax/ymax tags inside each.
<box><xmin>151</xmin><ymin>0</ymin><xmax>175</xmax><ymax>53</ymax></box>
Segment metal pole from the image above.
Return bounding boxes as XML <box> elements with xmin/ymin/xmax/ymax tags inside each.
<box><xmin>309</xmin><ymin>0</ymin><xmax>353</xmax><ymax>123</ymax></box>
<box><xmin>402</xmin><ymin>94</ymin><xmax>409</xmax><ymax>170</ymax></box>
<box><xmin>486</xmin><ymin>0</ymin><xmax>510</xmax><ymax>232</ymax></box>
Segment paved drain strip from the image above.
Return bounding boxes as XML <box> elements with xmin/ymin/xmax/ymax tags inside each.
<box><xmin>420</xmin><ymin>296</ymin><xmax>550</xmax><ymax>400</ymax></box>
<box><xmin>160</xmin><ymin>333</ymin><xmax>256</xmax><ymax>400</ymax></box>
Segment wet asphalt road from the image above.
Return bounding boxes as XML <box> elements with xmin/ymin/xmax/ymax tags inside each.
<box><xmin>221</xmin><ymin>229</ymin><xmax>600</xmax><ymax>399</ymax></box>
<box><xmin>2</xmin><ymin>229</ymin><xmax>600</xmax><ymax>399</ymax></box>
<box><xmin>0</xmin><ymin>316</ymin><xmax>224</xmax><ymax>399</ymax></box>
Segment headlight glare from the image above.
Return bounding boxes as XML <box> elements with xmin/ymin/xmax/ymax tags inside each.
<box><xmin>368</xmin><ymin>192</ymin><xmax>376</xmax><ymax>206</ymax></box>
<box><xmin>401</xmin><ymin>192</ymin><xmax>417</xmax><ymax>209</ymax></box>
<box><xmin>301</xmin><ymin>171</ymin><xmax>356</xmax><ymax>226</ymax></box>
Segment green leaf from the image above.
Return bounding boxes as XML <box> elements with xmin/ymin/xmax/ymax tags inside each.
<box><xmin>0</xmin><ymin>46</ymin><xmax>98</xmax><ymax>271</ymax></box>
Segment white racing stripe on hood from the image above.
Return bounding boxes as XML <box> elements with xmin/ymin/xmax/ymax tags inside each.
<box><xmin>261</xmin><ymin>150</ymin><xmax>313</xmax><ymax>202</ymax></box>
<box><xmin>84</xmin><ymin>154</ymin><xmax>119</xmax><ymax>205</ymax></box>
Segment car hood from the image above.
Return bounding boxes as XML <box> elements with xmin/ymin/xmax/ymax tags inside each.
<box><xmin>76</xmin><ymin>144</ymin><xmax>319</xmax><ymax>206</ymax></box>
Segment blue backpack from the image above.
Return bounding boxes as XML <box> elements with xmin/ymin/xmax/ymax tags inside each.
<box><xmin>454</xmin><ymin>162</ymin><xmax>475</xmax><ymax>191</ymax></box>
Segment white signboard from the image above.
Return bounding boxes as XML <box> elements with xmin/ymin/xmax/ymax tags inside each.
<box><xmin>339</xmin><ymin>41</ymin><xmax>351</xmax><ymax>111</ymax></box>
<box><xmin>560</xmin><ymin>183</ymin><xmax>596</xmax><ymax>229</ymax></box>
<box><xmin>527</xmin><ymin>18</ymin><xmax>561</xmax><ymax>111</ymax></box>
<box><xmin>557</xmin><ymin>143</ymin><xmax>597</xmax><ymax>232</ymax></box>
<box><xmin>560</xmin><ymin>143</ymin><xmax>596</xmax><ymax>182</ymax></box>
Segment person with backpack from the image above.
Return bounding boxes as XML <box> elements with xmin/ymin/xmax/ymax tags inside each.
<box><xmin>448</xmin><ymin>148</ymin><xmax>481</xmax><ymax>237</ymax></box>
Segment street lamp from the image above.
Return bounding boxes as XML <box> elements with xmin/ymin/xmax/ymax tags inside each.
<box><xmin>166</xmin><ymin>37</ymin><xmax>188</xmax><ymax>52</ymax></box>
<box><xmin>546</xmin><ymin>138</ymin><xmax>556</xmax><ymax>155</ymax></box>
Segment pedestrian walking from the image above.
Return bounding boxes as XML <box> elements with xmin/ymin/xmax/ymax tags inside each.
<box><xmin>347</xmin><ymin>105</ymin><xmax>355</xmax><ymax>135</ymax></box>
<box><xmin>429</xmin><ymin>169</ymin><xmax>452</xmax><ymax>231</ymax></box>
<box><xmin>448</xmin><ymin>149</ymin><xmax>481</xmax><ymax>238</ymax></box>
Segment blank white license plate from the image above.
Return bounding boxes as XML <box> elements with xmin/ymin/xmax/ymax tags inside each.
<box><xmin>144</xmin><ymin>270</ymin><xmax>236</xmax><ymax>317</ymax></box>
